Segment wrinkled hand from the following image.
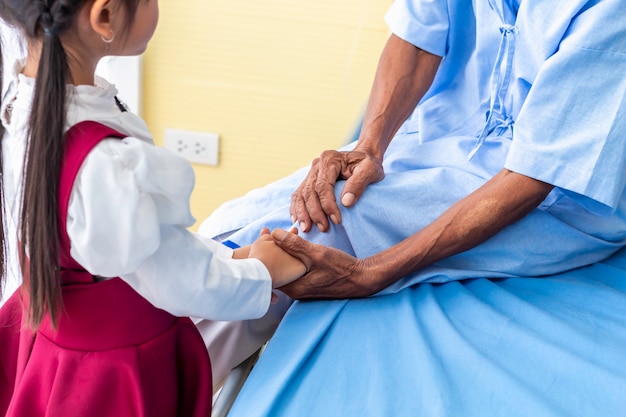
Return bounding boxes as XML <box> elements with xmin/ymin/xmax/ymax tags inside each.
<box><xmin>290</xmin><ymin>149</ymin><xmax>384</xmax><ymax>233</ymax></box>
<box><xmin>271</xmin><ymin>229</ymin><xmax>377</xmax><ymax>299</ymax></box>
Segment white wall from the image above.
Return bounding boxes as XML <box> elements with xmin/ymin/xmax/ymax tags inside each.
<box><xmin>96</xmin><ymin>55</ymin><xmax>142</xmax><ymax>115</ymax></box>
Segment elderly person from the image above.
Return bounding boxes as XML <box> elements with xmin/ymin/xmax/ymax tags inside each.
<box><xmin>202</xmin><ymin>0</ymin><xmax>626</xmax><ymax>414</ymax></box>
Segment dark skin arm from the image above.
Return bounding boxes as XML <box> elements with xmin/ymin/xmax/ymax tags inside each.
<box><xmin>276</xmin><ymin>169</ymin><xmax>553</xmax><ymax>298</ymax></box>
<box><xmin>280</xmin><ymin>34</ymin><xmax>553</xmax><ymax>299</ymax></box>
<box><xmin>290</xmin><ymin>34</ymin><xmax>442</xmax><ymax>232</ymax></box>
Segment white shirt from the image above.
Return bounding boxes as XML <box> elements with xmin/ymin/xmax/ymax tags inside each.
<box><xmin>0</xmin><ymin>66</ymin><xmax>272</xmax><ymax>320</ymax></box>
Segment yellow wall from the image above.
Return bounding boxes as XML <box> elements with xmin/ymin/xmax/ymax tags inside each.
<box><xmin>142</xmin><ymin>0</ymin><xmax>390</xmax><ymax>230</ymax></box>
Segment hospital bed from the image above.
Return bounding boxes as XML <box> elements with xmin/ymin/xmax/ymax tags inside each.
<box><xmin>212</xmin><ymin>347</ymin><xmax>263</xmax><ymax>417</ymax></box>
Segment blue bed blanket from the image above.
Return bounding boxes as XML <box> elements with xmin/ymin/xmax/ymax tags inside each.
<box><xmin>226</xmin><ymin>247</ymin><xmax>626</xmax><ymax>416</ymax></box>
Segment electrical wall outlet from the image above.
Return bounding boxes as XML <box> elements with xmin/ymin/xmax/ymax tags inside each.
<box><xmin>164</xmin><ymin>129</ymin><xmax>219</xmax><ymax>166</ymax></box>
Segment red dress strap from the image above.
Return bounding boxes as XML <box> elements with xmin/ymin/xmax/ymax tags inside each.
<box><xmin>58</xmin><ymin>121</ymin><xmax>125</xmax><ymax>271</ymax></box>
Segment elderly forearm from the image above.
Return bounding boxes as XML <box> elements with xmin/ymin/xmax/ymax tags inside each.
<box><xmin>357</xmin><ymin>34</ymin><xmax>442</xmax><ymax>160</ymax></box>
<box><xmin>363</xmin><ymin>169</ymin><xmax>554</xmax><ymax>290</ymax></box>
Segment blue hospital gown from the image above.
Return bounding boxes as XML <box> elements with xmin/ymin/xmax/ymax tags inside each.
<box><xmin>201</xmin><ymin>0</ymin><xmax>626</xmax><ymax>415</ymax></box>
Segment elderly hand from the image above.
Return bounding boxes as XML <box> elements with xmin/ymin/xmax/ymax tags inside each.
<box><xmin>270</xmin><ymin>228</ymin><xmax>379</xmax><ymax>299</ymax></box>
<box><xmin>290</xmin><ymin>149</ymin><xmax>384</xmax><ymax>233</ymax></box>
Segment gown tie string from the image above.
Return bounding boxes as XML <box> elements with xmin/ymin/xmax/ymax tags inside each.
<box><xmin>469</xmin><ymin>23</ymin><xmax>518</xmax><ymax>160</ymax></box>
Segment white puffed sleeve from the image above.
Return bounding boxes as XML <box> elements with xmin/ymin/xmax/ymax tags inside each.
<box><xmin>67</xmin><ymin>137</ymin><xmax>272</xmax><ymax>320</ymax></box>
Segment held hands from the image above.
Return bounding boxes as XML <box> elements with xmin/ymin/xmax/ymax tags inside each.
<box><xmin>269</xmin><ymin>229</ymin><xmax>378</xmax><ymax>299</ymax></box>
<box><xmin>290</xmin><ymin>149</ymin><xmax>384</xmax><ymax>233</ymax></box>
<box><xmin>248</xmin><ymin>228</ymin><xmax>306</xmax><ymax>290</ymax></box>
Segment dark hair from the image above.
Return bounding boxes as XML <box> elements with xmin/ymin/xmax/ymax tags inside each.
<box><xmin>0</xmin><ymin>0</ymin><xmax>139</xmax><ymax>329</ymax></box>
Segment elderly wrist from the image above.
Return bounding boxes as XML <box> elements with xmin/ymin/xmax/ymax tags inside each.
<box><xmin>357</xmin><ymin>257</ymin><xmax>388</xmax><ymax>295</ymax></box>
<box><xmin>353</xmin><ymin>137</ymin><xmax>385</xmax><ymax>160</ymax></box>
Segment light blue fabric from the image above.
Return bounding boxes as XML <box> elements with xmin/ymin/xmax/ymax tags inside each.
<box><xmin>198</xmin><ymin>0</ymin><xmax>626</xmax><ymax>414</ymax></box>
<box><xmin>227</xmin><ymin>253</ymin><xmax>626</xmax><ymax>416</ymax></box>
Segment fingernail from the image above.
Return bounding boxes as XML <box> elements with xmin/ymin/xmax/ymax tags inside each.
<box><xmin>300</xmin><ymin>222</ymin><xmax>306</xmax><ymax>231</ymax></box>
<box><xmin>341</xmin><ymin>192</ymin><xmax>355</xmax><ymax>206</ymax></box>
<box><xmin>316</xmin><ymin>223</ymin><xmax>324</xmax><ymax>232</ymax></box>
<box><xmin>291</xmin><ymin>215</ymin><xmax>296</xmax><ymax>223</ymax></box>
<box><xmin>330</xmin><ymin>214</ymin><xmax>339</xmax><ymax>224</ymax></box>
<box><xmin>273</xmin><ymin>229</ymin><xmax>287</xmax><ymax>241</ymax></box>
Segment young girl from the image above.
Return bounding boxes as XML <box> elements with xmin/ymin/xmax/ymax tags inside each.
<box><xmin>0</xmin><ymin>0</ymin><xmax>305</xmax><ymax>416</ymax></box>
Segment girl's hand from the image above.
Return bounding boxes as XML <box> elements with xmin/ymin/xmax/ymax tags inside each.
<box><xmin>248</xmin><ymin>228</ymin><xmax>306</xmax><ymax>289</ymax></box>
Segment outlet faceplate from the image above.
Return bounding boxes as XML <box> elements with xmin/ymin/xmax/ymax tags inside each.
<box><xmin>164</xmin><ymin>129</ymin><xmax>219</xmax><ymax>166</ymax></box>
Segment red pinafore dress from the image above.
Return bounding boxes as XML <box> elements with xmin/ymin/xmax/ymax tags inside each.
<box><xmin>0</xmin><ymin>121</ymin><xmax>213</xmax><ymax>416</ymax></box>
